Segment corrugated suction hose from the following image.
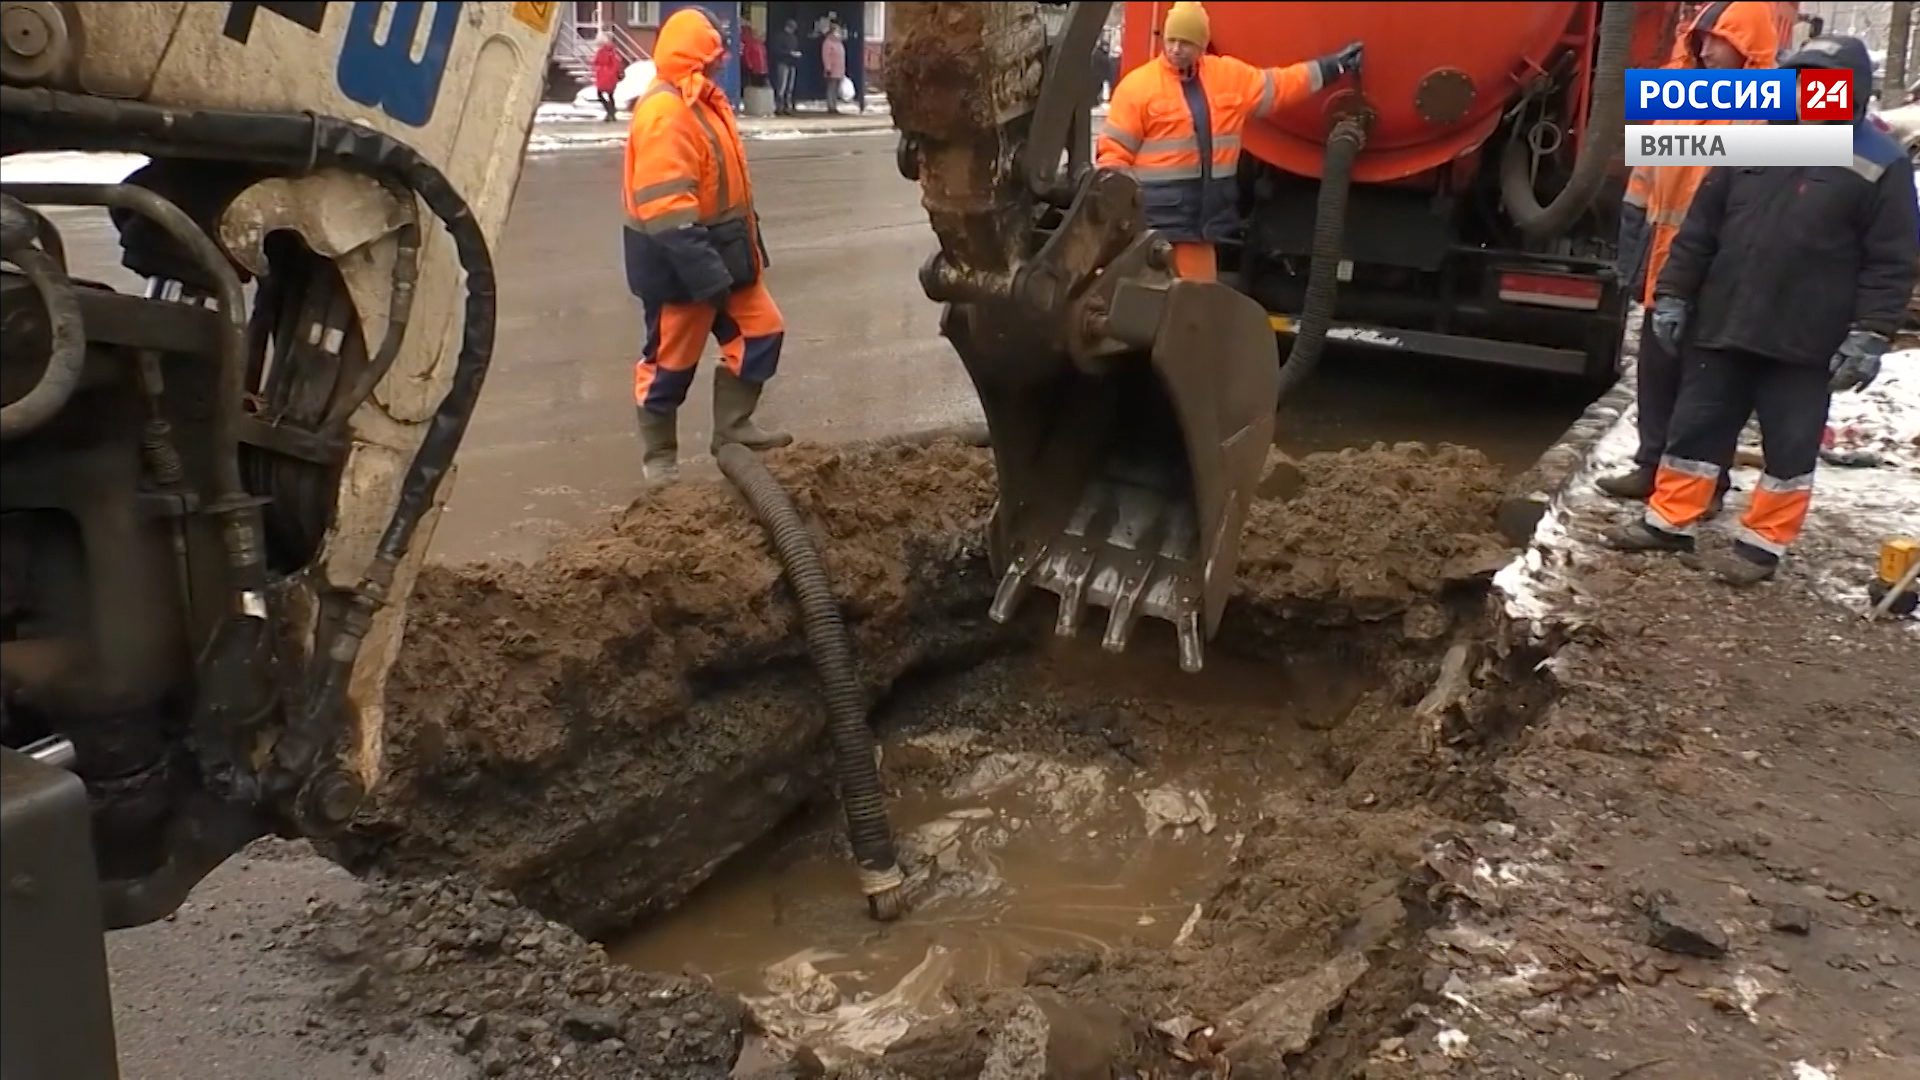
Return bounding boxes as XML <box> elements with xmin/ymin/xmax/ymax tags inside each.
<box><xmin>1274</xmin><ymin>116</ymin><xmax>1368</xmax><ymax>405</ymax></box>
<box><xmin>713</xmin><ymin>443</ymin><xmax>906</xmax><ymax>922</ymax></box>
<box><xmin>1500</xmin><ymin>0</ymin><xmax>1634</xmax><ymax>241</ymax></box>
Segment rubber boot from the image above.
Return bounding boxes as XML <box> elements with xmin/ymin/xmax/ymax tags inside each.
<box><xmin>709</xmin><ymin>369</ymin><xmax>793</xmax><ymax>455</ymax></box>
<box><xmin>1596</xmin><ymin>465</ymin><xmax>1656</xmax><ymax>501</ymax></box>
<box><xmin>1702</xmin><ymin>544</ymin><xmax>1777</xmax><ymax>587</ymax></box>
<box><xmin>1601</xmin><ymin>520</ymin><xmax>1695</xmax><ymax>554</ymax></box>
<box><xmin>634</xmin><ymin>406</ymin><xmax>680</xmax><ymax>485</ymax></box>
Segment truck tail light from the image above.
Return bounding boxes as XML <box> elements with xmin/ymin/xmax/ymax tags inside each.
<box><xmin>1498</xmin><ymin>272</ymin><xmax>1604</xmax><ymax>312</ymax></box>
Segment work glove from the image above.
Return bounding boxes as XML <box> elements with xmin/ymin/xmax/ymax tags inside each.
<box><xmin>1828</xmin><ymin>329</ymin><xmax>1889</xmax><ymax>392</ymax></box>
<box><xmin>1316</xmin><ymin>42</ymin><xmax>1364</xmax><ymax>86</ymax></box>
<box><xmin>1649</xmin><ymin>295</ymin><xmax>1688</xmax><ymax>352</ymax></box>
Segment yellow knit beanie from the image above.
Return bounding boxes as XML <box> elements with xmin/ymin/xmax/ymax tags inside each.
<box><xmin>1162</xmin><ymin>1</ymin><xmax>1210</xmax><ymax>48</ymax></box>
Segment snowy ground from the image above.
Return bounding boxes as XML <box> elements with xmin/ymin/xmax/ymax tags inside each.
<box><xmin>1497</xmin><ymin>334</ymin><xmax>1920</xmax><ymax>630</ymax></box>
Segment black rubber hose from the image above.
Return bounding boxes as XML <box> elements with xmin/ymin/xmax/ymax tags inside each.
<box><xmin>713</xmin><ymin>442</ymin><xmax>906</xmax><ymax>923</ymax></box>
<box><xmin>1500</xmin><ymin>0</ymin><xmax>1635</xmax><ymax>241</ymax></box>
<box><xmin>0</xmin><ymin>243</ymin><xmax>86</xmax><ymax>441</ymax></box>
<box><xmin>1273</xmin><ymin>117</ymin><xmax>1367</xmax><ymax>406</ymax></box>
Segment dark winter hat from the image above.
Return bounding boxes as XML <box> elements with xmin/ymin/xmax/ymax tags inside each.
<box><xmin>1780</xmin><ymin>34</ymin><xmax>1874</xmax><ymax>118</ymax></box>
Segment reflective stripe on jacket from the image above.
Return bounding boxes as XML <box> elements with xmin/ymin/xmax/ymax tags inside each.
<box><xmin>622</xmin><ymin>9</ymin><xmax>766</xmax><ymax>304</ymax></box>
<box><xmin>1658</xmin><ymin>121</ymin><xmax>1918</xmax><ymax>362</ymax></box>
<box><xmin>1096</xmin><ymin>53</ymin><xmax>1321</xmax><ymax>244</ymax></box>
<box><xmin>1639</xmin><ymin>1</ymin><xmax>1780</xmax><ymax>305</ymax></box>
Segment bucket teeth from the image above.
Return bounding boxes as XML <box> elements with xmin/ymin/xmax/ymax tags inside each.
<box><xmin>995</xmin><ymin>469</ymin><xmax>1211</xmax><ymax>672</ymax></box>
<box><xmin>989</xmin><ymin>553</ymin><xmax>1035</xmax><ymax>624</ymax></box>
<box><xmin>1100</xmin><ymin>566</ymin><xmax>1149</xmax><ymax>655</ymax></box>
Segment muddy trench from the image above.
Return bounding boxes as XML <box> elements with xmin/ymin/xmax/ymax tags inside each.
<box><xmin>300</xmin><ymin>438</ymin><xmax>1562</xmax><ymax>1080</ymax></box>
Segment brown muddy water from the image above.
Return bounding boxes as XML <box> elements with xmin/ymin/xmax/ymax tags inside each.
<box><xmin>608</xmin><ymin>636</ymin><xmax>1386</xmax><ymax>1055</ymax></box>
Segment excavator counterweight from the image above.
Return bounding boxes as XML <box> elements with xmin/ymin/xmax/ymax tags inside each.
<box><xmin>889</xmin><ymin>1</ymin><xmax>1279</xmax><ymax>671</ymax></box>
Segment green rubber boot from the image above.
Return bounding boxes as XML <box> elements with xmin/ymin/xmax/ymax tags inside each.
<box><xmin>634</xmin><ymin>406</ymin><xmax>680</xmax><ymax>486</ymax></box>
<box><xmin>709</xmin><ymin>368</ymin><xmax>793</xmax><ymax>455</ymax></box>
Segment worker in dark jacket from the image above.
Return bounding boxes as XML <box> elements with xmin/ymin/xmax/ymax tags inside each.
<box><xmin>1605</xmin><ymin>35</ymin><xmax>1919</xmax><ymax>585</ymax></box>
<box><xmin>771</xmin><ymin>19</ymin><xmax>803</xmax><ymax>116</ymax></box>
<box><xmin>1601</xmin><ymin>1</ymin><xmax>1778</xmax><ymax>508</ymax></box>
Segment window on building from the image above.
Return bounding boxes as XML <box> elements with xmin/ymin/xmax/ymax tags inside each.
<box><xmin>627</xmin><ymin>2</ymin><xmax>660</xmax><ymax>26</ymax></box>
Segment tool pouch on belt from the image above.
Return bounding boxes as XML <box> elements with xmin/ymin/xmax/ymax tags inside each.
<box><xmin>709</xmin><ymin>216</ymin><xmax>760</xmax><ymax>291</ymax></box>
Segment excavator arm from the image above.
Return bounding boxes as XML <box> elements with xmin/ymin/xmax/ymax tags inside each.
<box><xmin>888</xmin><ymin>2</ymin><xmax>1281</xmax><ymax>672</ymax></box>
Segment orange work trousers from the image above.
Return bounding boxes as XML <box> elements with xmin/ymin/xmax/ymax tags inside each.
<box><xmin>633</xmin><ymin>280</ymin><xmax>786</xmax><ymax>415</ymax></box>
<box><xmin>1644</xmin><ymin>346</ymin><xmax>1829</xmax><ymax>562</ymax></box>
<box><xmin>1170</xmin><ymin>242</ymin><xmax>1218</xmax><ymax>282</ymax></box>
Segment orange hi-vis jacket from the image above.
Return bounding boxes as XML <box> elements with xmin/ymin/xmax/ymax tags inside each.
<box><xmin>622</xmin><ymin>10</ymin><xmax>766</xmax><ymax>305</ymax></box>
<box><xmin>1632</xmin><ymin>1</ymin><xmax>1780</xmax><ymax>305</ymax></box>
<box><xmin>1096</xmin><ymin>52</ymin><xmax>1323</xmax><ymax>244</ymax></box>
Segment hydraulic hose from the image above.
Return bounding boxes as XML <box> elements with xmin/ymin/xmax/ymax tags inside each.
<box><xmin>1500</xmin><ymin>0</ymin><xmax>1635</xmax><ymax>241</ymax></box>
<box><xmin>1274</xmin><ymin>117</ymin><xmax>1367</xmax><ymax>405</ymax></box>
<box><xmin>0</xmin><ymin>85</ymin><xmax>499</xmax><ymax>826</ymax></box>
<box><xmin>713</xmin><ymin>442</ymin><xmax>906</xmax><ymax>922</ymax></box>
<box><xmin>0</xmin><ymin>240</ymin><xmax>86</xmax><ymax>441</ymax></box>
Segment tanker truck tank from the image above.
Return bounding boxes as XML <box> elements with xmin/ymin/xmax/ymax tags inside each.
<box><xmin>1118</xmin><ymin>0</ymin><xmax>1703</xmax><ymax>388</ymax></box>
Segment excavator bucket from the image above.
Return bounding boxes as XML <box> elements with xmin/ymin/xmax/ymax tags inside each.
<box><xmin>942</xmin><ymin>273</ymin><xmax>1279</xmax><ymax>673</ymax></box>
<box><xmin>887</xmin><ymin>2</ymin><xmax>1276</xmax><ymax>671</ymax></box>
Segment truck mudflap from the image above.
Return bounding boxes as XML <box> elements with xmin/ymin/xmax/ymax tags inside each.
<box><xmin>940</xmin><ymin>249</ymin><xmax>1279</xmax><ymax>672</ymax></box>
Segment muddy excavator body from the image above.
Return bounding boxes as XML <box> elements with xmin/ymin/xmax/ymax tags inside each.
<box><xmin>891</xmin><ymin>1</ymin><xmax>1278</xmax><ymax>673</ymax></box>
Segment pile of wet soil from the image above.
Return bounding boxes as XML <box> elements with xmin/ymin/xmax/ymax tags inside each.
<box><xmin>280</xmin><ymin>874</ymin><xmax>747</xmax><ymax>1079</ymax></box>
<box><xmin>1240</xmin><ymin>443</ymin><xmax>1513</xmax><ymax>618</ymax></box>
<box><xmin>339</xmin><ymin>439</ymin><xmax>999</xmax><ymax>934</ymax></box>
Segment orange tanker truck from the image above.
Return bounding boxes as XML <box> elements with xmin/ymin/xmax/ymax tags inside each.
<box><xmin>1115</xmin><ymin>0</ymin><xmax>1805</xmax><ymax>387</ymax></box>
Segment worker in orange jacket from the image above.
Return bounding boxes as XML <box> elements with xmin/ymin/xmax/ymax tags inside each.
<box><xmin>623</xmin><ymin>8</ymin><xmax>791</xmax><ymax>485</ymax></box>
<box><xmin>1094</xmin><ymin>1</ymin><xmax>1362</xmax><ymax>282</ymax></box>
<box><xmin>1599</xmin><ymin>1</ymin><xmax>1779</xmax><ymax>507</ymax></box>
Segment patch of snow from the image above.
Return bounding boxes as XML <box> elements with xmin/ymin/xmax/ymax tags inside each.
<box><xmin>745</xmin><ymin>126</ymin><xmax>893</xmax><ymax>142</ymax></box>
<box><xmin>526</xmin><ymin>129</ymin><xmax>629</xmax><ymax>154</ymax></box>
<box><xmin>570</xmin><ymin>59</ymin><xmax>658</xmax><ymax>114</ymax></box>
<box><xmin>1789</xmin><ymin>1062</ymin><xmax>1836</xmax><ymax>1080</ymax></box>
<box><xmin>537</xmin><ymin>101</ymin><xmax>607</xmax><ymax>123</ymax></box>
<box><xmin>1435</xmin><ymin>1028</ymin><xmax>1471</xmax><ymax>1058</ymax></box>
<box><xmin>1327</xmin><ymin>326</ymin><xmax>1404</xmax><ymax>348</ymax></box>
<box><xmin>527</xmin><ymin>120</ymin><xmax>893</xmax><ymax>154</ymax></box>
<box><xmin>1496</xmin><ymin>335</ymin><xmax>1920</xmax><ymax>629</ymax></box>
<box><xmin>1</xmin><ymin>151</ymin><xmax>148</xmax><ymax>186</ymax></box>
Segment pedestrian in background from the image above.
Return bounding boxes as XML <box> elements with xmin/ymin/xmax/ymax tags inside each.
<box><xmin>771</xmin><ymin>19</ymin><xmax>802</xmax><ymax>115</ymax></box>
<box><xmin>1600</xmin><ymin>1</ymin><xmax>1779</xmax><ymax>511</ymax></box>
<box><xmin>822</xmin><ymin>19</ymin><xmax>848</xmax><ymax>114</ymax></box>
<box><xmin>623</xmin><ymin>9</ymin><xmax>794</xmax><ymax>485</ymax></box>
<box><xmin>1096</xmin><ymin>0</ymin><xmax>1361</xmax><ymax>282</ymax></box>
<box><xmin>592</xmin><ymin>39</ymin><xmax>624</xmax><ymax>121</ymax></box>
<box><xmin>1605</xmin><ymin>35</ymin><xmax>1918</xmax><ymax>585</ymax></box>
<box><xmin>740</xmin><ymin>23</ymin><xmax>769</xmax><ymax>99</ymax></box>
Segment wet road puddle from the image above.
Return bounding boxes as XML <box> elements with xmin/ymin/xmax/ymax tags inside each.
<box><xmin>608</xmin><ymin>643</ymin><xmax>1374</xmax><ymax>1060</ymax></box>
<box><xmin>611</xmin><ymin>736</ymin><xmax>1245</xmax><ymax>1056</ymax></box>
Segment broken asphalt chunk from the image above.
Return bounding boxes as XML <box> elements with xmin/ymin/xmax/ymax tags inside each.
<box><xmin>1648</xmin><ymin>895</ymin><xmax>1729</xmax><ymax>959</ymax></box>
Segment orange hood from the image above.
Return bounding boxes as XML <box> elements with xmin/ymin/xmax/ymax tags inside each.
<box><xmin>1689</xmin><ymin>1</ymin><xmax>1780</xmax><ymax>69</ymax></box>
<box><xmin>654</xmin><ymin>7</ymin><xmax>727</xmax><ymax>95</ymax></box>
